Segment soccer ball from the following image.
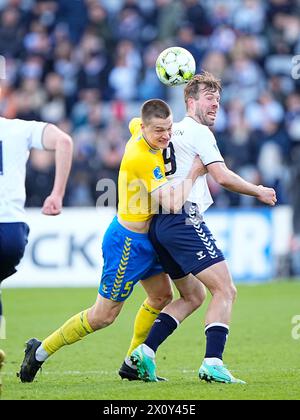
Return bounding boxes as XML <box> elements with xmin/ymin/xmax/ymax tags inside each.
<box><xmin>156</xmin><ymin>47</ymin><xmax>196</xmax><ymax>87</ymax></box>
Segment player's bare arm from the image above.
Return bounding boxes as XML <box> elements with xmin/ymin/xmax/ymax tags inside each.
<box><xmin>207</xmin><ymin>161</ymin><xmax>277</xmax><ymax>206</ymax></box>
<box><xmin>152</xmin><ymin>156</ymin><xmax>207</xmax><ymax>213</ymax></box>
<box><xmin>41</xmin><ymin>124</ymin><xmax>73</xmax><ymax>215</ymax></box>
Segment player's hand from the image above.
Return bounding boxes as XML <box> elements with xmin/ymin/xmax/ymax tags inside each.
<box><xmin>42</xmin><ymin>194</ymin><xmax>63</xmax><ymax>215</ymax></box>
<box><xmin>256</xmin><ymin>185</ymin><xmax>277</xmax><ymax>206</ymax></box>
<box><xmin>192</xmin><ymin>155</ymin><xmax>208</xmax><ymax>176</ymax></box>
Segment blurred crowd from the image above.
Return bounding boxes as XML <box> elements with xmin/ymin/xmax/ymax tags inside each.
<box><xmin>0</xmin><ymin>0</ymin><xmax>300</xmax><ymax>211</ymax></box>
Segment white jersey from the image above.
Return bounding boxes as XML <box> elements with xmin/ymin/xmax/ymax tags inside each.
<box><xmin>0</xmin><ymin>118</ymin><xmax>47</xmax><ymax>223</ymax></box>
<box><xmin>164</xmin><ymin>116</ymin><xmax>224</xmax><ymax>214</ymax></box>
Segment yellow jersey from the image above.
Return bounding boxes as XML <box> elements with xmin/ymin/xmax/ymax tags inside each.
<box><xmin>118</xmin><ymin>118</ymin><xmax>168</xmax><ymax>222</ymax></box>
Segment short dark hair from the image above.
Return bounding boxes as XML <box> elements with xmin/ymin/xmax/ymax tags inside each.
<box><xmin>184</xmin><ymin>71</ymin><xmax>222</xmax><ymax>106</ymax></box>
<box><xmin>141</xmin><ymin>99</ymin><xmax>172</xmax><ymax>125</ymax></box>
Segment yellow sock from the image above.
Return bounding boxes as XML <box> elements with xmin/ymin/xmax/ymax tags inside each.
<box><xmin>43</xmin><ymin>310</ymin><xmax>94</xmax><ymax>355</ymax></box>
<box><xmin>126</xmin><ymin>300</ymin><xmax>161</xmax><ymax>357</ymax></box>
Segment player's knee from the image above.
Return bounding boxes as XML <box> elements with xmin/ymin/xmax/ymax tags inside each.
<box><xmin>222</xmin><ymin>284</ymin><xmax>237</xmax><ymax>303</ymax></box>
<box><xmin>88</xmin><ymin>310</ymin><xmax>117</xmax><ymax>330</ymax></box>
<box><xmin>230</xmin><ymin>284</ymin><xmax>237</xmax><ymax>302</ymax></box>
<box><xmin>149</xmin><ymin>289</ymin><xmax>173</xmax><ymax>309</ymax></box>
<box><xmin>101</xmin><ymin>314</ymin><xmax>116</xmax><ymax>328</ymax></box>
<box><xmin>161</xmin><ymin>289</ymin><xmax>173</xmax><ymax>306</ymax></box>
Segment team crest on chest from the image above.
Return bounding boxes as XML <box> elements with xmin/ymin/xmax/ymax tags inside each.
<box><xmin>153</xmin><ymin>166</ymin><xmax>163</xmax><ymax>180</ymax></box>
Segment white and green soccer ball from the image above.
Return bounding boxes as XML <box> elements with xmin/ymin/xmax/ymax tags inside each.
<box><xmin>156</xmin><ymin>47</ymin><xmax>196</xmax><ymax>87</ymax></box>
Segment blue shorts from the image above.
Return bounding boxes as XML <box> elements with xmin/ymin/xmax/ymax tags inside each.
<box><xmin>149</xmin><ymin>202</ymin><xmax>225</xmax><ymax>280</ymax></box>
<box><xmin>99</xmin><ymin>216</ymin><xmax>163</xmax><ymax>302</ymax></box>
<box><xmin>0</xmin><ymin>222</ymin><xmax>30</xmax><ymax>282</ymax></box>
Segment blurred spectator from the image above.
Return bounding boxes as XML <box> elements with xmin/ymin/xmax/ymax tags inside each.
<box><xmin>182</xmin><ymin>0</ymin><xmax>212</xmax><ymax>36</ymax></box>
<box><xmin>245</xmin><ymin>91</ymin><xmax>284</xmax><ymax>130</ymax></box>
<box><xmin>155</xmin><ymin>0</ymin><xmax>184</xmax><ymax>41</ymax></box>
<box><xmin>23</xmin><ymin>20</ymin><xmax>52</xmax><ymax>58</ymax></box>
<box><xmin>138</xmin><ymin>44</ymin><xmax>167</xmax><ymax>100</ymax></box>
<box><xmin>40</xmin><ymin>72</ymin><xmax>67</xmax><ymax>123</ymax></box>
<box><xmin>86</xmin><ymin>1</ymin><xmax>114</xmax><ymax>51</ymax></box>
<box><xmin>0</xmin><ymin>6</ymin><xmax>23</xmax><ymax>57</ymax></box>
<box><xmin>176</xmin><ymin>24</ymin><xmax>203</xmax><ymax>65</ymax></box>
<box><xmin>232</xmin><ymin>0</ymin><xmax>266</xmax><ymax>34</ymax></box>
<box><xmin>108</xmin><ymin>40</ymin><xmax>141</xmax><ymax>100</ymax></box>
<box><xmin>114</xmin><ymin>0</ymin><xmax>144</xmax><ymax>44</ymax></box>
<box><xmin>56</xmin><ymin>0</ymin><xmax>88</xmax><ymax>44</ymax></box>
<box><xmin>25</xmin><ymin>149</ymin><xmax>55</xmax><ymax>207</ymax></box>
<box><xmin>76</xmin><ymin>31</ymin><xmax>111</xmax><ymax>98</ymax></box>
<box><xmin>0</xmin><ymin>0</ymin><xmax>298</xmax><ymax>215</ymax></box>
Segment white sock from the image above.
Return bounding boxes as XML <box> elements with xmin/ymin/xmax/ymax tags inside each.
<box><xmin>204</xmin><ymin>357</ymin><xmax>223</xmax><ymax>366</ymax></box>
<box><xmin>35</xmin><ymin>345</ymin><xmax>49</xmax><ymax>362</ymax></box>
<box><xmin>141</xmin><ymin>343</ymin><xmax>155</xmax><ymax>358</ymax></box>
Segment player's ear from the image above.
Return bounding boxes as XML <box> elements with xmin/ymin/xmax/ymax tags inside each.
<box><xmin>187</xmin><ymin>97</ymin><xmax>195</xmax><ymax>111</ymax></box>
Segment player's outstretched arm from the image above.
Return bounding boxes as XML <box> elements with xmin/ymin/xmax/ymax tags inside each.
<box><xmin>41</xmin><ymin>124</ymin><xmax>73</xmax><ymax>215</ymax></box>
<box><xmin>207</xmin><ymin>162</ymin><xmax>277</xmax><ymax>206</ymax></box>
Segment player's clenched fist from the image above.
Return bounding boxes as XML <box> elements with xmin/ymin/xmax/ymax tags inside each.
<box><xmin>42</xmin><ymin>194</ymin><xmax>63</xmax><ymax>215</ymax></box>
<box><xmin>256</xmin><ymin>185</ymin><xmax>277</xmax><ymax>206</ymax></box>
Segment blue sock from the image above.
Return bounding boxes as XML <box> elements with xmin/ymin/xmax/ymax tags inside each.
<box><xmin>205</xmin><ymin>324</ymin><xmax>229</xmax><ymax>360</ymax></box>
<box><xmin>144</xmin><ymin>313</ymin><xmax>178</xmax><ymax>353</ymax></box>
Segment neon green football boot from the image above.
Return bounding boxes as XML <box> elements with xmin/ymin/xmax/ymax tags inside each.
<box><xmin>130</xmin><ymin>345</ymin><xmax>158</xmax><ymax>382</ymax></box>
<box><xmin>199</xmin><ymin>361</ymin><xmax>246</xmax><ymax>384</ymax></box>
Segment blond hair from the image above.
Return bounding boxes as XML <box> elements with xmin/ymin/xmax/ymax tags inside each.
<box><xmin>184</xmin><ymin>71</ymin><xmax>222</xmax><ymax>107</ymax></box>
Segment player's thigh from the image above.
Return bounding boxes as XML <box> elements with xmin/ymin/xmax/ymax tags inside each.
<box><xmin>140</xmin><ymin>272</ymin><xmax>173</xmax><ymax>302</ymax></box>
<box><xmin>0</xmin><ymin>223</ymin><xmax>29</xmax><ymax>281</ymax></box>
<box><xmin>99</xmin><ymin>216</ymin><xmax>163</xmax><ymax>302</ymax></box>
<box><xmin>194</xmin><ymin>260</ymin><xmax>236</xmax><ymax>297</ymax></box>
<box><xmin>0</xmin><ymin>223</ymin><xmax>29</xmax><ymax>261</ymax></box>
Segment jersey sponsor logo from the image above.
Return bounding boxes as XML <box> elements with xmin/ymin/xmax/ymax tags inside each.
<box><xmin>153</xmin><ymin>166</ymin><xmax>164</xmax><ymax>180</ymax></box>
<box><xmin>173</xmin><ymin>129</ymin><xmax>184</xmax><ymax>136</ymax></box>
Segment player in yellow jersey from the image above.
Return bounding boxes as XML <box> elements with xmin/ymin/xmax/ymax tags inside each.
<box><xmin>19</xmin><ymin>99</ymin><xmax>206</xmax><ymax>383</ymax></box>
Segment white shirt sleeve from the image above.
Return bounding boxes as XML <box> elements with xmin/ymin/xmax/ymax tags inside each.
<box><xmin>192</xmin><ymin>125</ymin><xmax>224</xmax><ymax>165</ymax></box>
<box><xmin>26</xmin><ymin>120</ymin><xmax>48</xmax><ymax>150</ymax></box>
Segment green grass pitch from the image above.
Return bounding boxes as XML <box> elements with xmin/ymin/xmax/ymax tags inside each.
<box><xmin>1</xmin><ymin>281</ymin><xmax>300</xmax><ymax>400</ymax></box>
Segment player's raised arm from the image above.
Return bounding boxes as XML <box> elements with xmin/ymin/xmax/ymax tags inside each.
<box><xmin>207</xmin><ymin>161</ymin><xmax>277</xmax><ymax>206</ymax></box>
<box><xmin>41</xmin><ymin>124</ymin><xmax>73</xmax><ymax>215</ymax></box>
<box><xmin>152</xmin><ymin>156</ymin><xmax>207</xmax><ymax>213</ymax></box>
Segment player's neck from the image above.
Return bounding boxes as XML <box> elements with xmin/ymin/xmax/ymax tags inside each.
<box><xmin>186</xmin><ymin>113</ymin><xmax>201</xmax><ymax>125</ymax></box>
<box><xmin>186</xmin><ymin>113</ymin><xmax>211</xmax><ymax>127</ymax></box>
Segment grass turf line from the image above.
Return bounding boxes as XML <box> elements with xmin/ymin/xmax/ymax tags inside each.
<box><xmin>1</xmin><ymin>281</ymin><xmax>300</xmax><ymax>400</ymax></box>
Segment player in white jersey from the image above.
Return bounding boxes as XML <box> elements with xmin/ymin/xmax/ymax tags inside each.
<box><xmin>128</xmin><ymin>72</ymin><xmax>277</xmax><ymax>384</ymax></box>
<box><xmin>0</xmin><ymin>117</ymin><xmax>73</xmax><ymax>394</ymax></box>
